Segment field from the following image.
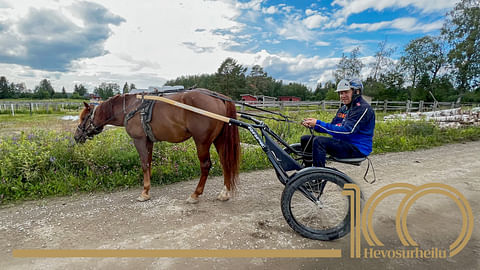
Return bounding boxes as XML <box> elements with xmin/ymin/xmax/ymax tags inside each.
<box><xmin>1</xmin><ymin>108</ymin><xmax>480</xmax><ymax>204</ymax></box>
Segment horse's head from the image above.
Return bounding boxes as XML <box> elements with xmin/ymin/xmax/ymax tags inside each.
<box><xmin>74</xmin><ymin>102</ymin><xmax>104</xmax><ymax>144</ymax></box>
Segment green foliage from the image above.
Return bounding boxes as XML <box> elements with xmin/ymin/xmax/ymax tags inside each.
<box><xmin>73</xmin><ymin>84</ymin><xmax>87</xmax><ymax>98</ymax></box>
<box><xmin>334</xmin><ymin>47</ymin><xmax>364</xmax><ymax>82</ymax></box>
<box><xmin>1</xmin><ymin>115</ymin><xmax>480</xmax><ymax>204</ymax></box>
<box><xmin>34</xmin><ymin>79</ymin><xmax>55</xmax><ymax>99</ymax></box>
<box><xmin>94</xmin><ymin>82</ymin><xmax>120</xmax><ymax>100</ymax></box>
<box><xmin>442</xmin><ymin>0</ymin><xmax>480</xmax><ymax>93</ymax></box>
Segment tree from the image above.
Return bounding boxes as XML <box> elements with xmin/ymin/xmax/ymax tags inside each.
<box><xmin>334</xmin><ymin>47</ymin><xmax>364</xmax><ymax>81</ymax></box>
<box><xmin>61</xmin><ymin>87</ymin><xmax>67</xmax><ymax>98</ymax></box>
<box><xmin>370</xmin><ymin>40</ymin><xmax>396</xmax><ymax>80</ymax></box>
<box><xmin>401</xmin><ymin>38</ymin><xmax>427</xmax><ymax>89</ymax></box>
<box><xmin>246</xmin><ymin>65</ymin><xmax>272</xmax><ymax>96</ymax></box>
<box><xmin>215</xmin><ymin>57</ymin><xmax>247</xmax><ymax>98</ymax></box>
<box><xmin>442</xmin><ymin>0</ymin><xmax>480</xmax><ymax>94</ymax></box>
<box><xmin>0</xmin><ymin>76</ymin><xmax>13</xmax><ymax>99</ymax></box>
<box><xmin>34</xmin><ymin>79</ymin><xmax>55</xmax><ymax>99</ymax></box>
<box><xmin>94</xmin><ymin>83</ymin><xmax>120</xmax><ymax>100</ymax></box>
<box><xmin>401</xmin><ymin>36</ymin><xmax>449</xmax><ymax>96</ymax></box>
<box><xmin>73</xmin><ymin>84</ymin><xmax>88</xmax><ymax>97</ymax></box>
<box><xmin>123</xmin><ymin>82</ymin><xmax>129</xmax><ymax>94</ymax></box>
<box><xmin>129</xmin><ymin>83</ymin><xmax>136</xmax><ymax>90</ymax></box>
<box><xmin>314</xmin><ymin>81</ymin><xmax>335</xmax><ymax>100</ymax></box>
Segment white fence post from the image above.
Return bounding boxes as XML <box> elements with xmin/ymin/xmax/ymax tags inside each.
<box><xmin>11</xmin><ymin>104</ymin><xmax>14</xmax><ymax>116</ymax></box>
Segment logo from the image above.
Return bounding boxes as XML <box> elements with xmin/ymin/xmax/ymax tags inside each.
<box><xmin>342</xmin><ymin>183</ymin><xmax>474</xmax><ymax>259</ymax></box>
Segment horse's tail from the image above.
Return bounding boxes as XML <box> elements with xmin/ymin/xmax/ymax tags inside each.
<box><xmin>216</xmin><ymin>100</ymin><xmax>240</xmax><ymax>191</ymax></box>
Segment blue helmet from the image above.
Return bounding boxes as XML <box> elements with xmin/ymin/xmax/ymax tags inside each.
<box><xmin>349</xmin><ymin>78</ymin><xmax>363</xmax><ymax>94</ymax></box>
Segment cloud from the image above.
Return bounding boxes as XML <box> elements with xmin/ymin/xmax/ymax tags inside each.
<box><xmin>182</xmin><ymin>42</ymin><xmax>215</xmax><ymax>53</ymax></box>
<box><xmin>315</xmin><ymin>41</ymin><xmax>331</xmax><ymax>46</ymax></box>
<box><xmin>349</xmin><ymin>17</ymin><xmax>444</xmax><ymax>32</ymax></box>
<box><xmin>262</xmin><ymin>5</ymin><xmax>278</xmax><ymax>14</ymax></box>
<box><xmin>0</xmin><ymin>1</ymin><xmax>124</xmax><ymax>72</ymax></box>
<box><xmin>70</xmin><ymin>1</ymin><xmax>125</xmax><ymax>25</ymax></box>
<box><xmin>333</xmin><ymin>0</ymin><xmax>457</xmax><ymax>19</ymax></box>
<box><xmin>303</xmin><ymin>14</ymin><xmax>329</xmax><ymax>29</ymax></box>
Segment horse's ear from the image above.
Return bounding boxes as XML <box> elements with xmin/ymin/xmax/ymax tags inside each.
<box><xmin>83</xmin><ymin>102</ymin><xmax>89</xmax><ymax>109</ymax></box>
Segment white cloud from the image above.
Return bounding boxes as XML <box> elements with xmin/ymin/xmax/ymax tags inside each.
<box><xmin>333</xmin><ymin>0</ymin><xmax>458</xmax><ymax>19</ymax></box>
<box><xmin>305</xmin><ymin>9</ymin><xmax>315</xmax><ymax>16</ymax></box>
<box><xmin>236</xmin><ymin>0</ymin><xmax>263</xmax><ymax>11</ymax></box>
<box><xmin>262</xmin><ymin>5</ymin><xmax>278</xmax><ymax>14</ymax></box>
<box><xmin>303</xmin><ymin>14</ymin><xmax>329</xmax><ymax>29</ymax></box>
<box><xmin>315</xmin><ymin>41</ymin><xmax>331</xmax><ymax>46</ymax></box>
<box><xmin>349</xmin><ymin>17</ymin><xmax>444</xmax><ymax>32</ymax></box>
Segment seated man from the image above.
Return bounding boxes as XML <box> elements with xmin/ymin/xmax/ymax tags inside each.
<box><xmin>301</xmin><ymin>78</ymin><xmax>375</xmax><ymax>167</ymax></box>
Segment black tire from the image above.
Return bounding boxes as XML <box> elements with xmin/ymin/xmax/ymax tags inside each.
<box><xmin>281</xmin><ymin>171</ymin><xmax>351</xmax><ymax>240</ymax></box>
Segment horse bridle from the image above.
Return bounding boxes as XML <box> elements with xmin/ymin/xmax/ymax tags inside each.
<box><xmin>77</xmin><ymin>105</ymin><xmax>104</xmax><ymax>139</ymax></box>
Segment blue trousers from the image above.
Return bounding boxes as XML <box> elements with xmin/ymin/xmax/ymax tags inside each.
<box><xmin>300</xmin><ymin>135</ymin><xmax>365</xmax><ymax>167</ymax></box>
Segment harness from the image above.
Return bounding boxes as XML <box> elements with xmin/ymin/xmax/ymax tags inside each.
<box><xmin>124</xmin><ymin>93</ymin><xmax>170</xmax><ymax>142</ymax></box>
<box><xmin>123</xmin><ymin>87</ymin><xmax>299</xmax><ymax>143</ymax></box>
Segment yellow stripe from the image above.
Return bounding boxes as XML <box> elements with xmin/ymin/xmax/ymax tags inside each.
<box><xmin>13</xmin><ymin>249</ymin><xmax>342</xmax><ymax>258</ymax></box>
<box><xmin>137</xmin><ymin>95</ymin><xmax>231</xmax><ymax>123</ymax></box>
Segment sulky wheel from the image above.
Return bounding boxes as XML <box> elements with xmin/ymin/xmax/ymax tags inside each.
<box><xmin>281</xmin><ymin>171</ymin><xmax>351</xmax><ymax>240</ymax></box>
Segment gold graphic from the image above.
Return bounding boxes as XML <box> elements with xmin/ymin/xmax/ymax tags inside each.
<box><xmin>347</xmin><ymin>183</ymin><xmax>474</xmax><ymax>258</ymax></box>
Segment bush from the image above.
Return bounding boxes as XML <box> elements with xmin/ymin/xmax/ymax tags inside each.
<box><xmin>1</xmin><ymin>112</ymin><xmax>480</xmax><ymax>204</ymax></box>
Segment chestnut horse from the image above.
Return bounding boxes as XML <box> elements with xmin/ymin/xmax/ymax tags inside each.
<box><xmin>74</xmin><ymin>89</ymin><xmax>240</xmax><ymax>203</ymax></box>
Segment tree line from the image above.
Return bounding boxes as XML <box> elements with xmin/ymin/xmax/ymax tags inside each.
<box><xmin>0</xmin><ymin>77</ymin><xmax>136</xmax><ymax>100</ymax></box>
<box><xmin>165</xmin><ymin>58</ymin><xmax>312</xmax><ymax>100</ymax></box>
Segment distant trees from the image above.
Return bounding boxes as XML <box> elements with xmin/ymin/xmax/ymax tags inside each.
<box><xmin>94</xmin><ymin>82</ymin><xmax>120</xmax><ymax>100</ymax></box>
<box><xmin>165</xmin><ymin>58</ymin><xmax>312</xmax><ymax>100</ymax></box>
<box><xmin>33</xmin><ymin>79</ymin><xmax>55</xmax><ymax>99</ymax></box>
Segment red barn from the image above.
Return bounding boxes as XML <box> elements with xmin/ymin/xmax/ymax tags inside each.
<box><xmin>278</xmin><ymin>96</ymin><xmax>301</xmax><ymax>102</ymax></box>
<box><xmin>240</xmin><ymin>94</ymin><xmax>257</xmax><ymax>103</ymax></box>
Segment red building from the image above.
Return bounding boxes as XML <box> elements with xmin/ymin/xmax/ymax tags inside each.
<box><xmin>278</xmin><ymin>96</ymin><xmax>301</xmax><ymax>102</ymax></box>
<box><xmin>240</xmin><ymin>94</ymin><xmax>257</xmax><ymax>103</ymax></box>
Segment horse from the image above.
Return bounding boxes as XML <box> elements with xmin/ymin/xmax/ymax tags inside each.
<box><xmin>74</xmin><ymin>89</ymin><xmax>240</xmax><ymax>203</ymax></box>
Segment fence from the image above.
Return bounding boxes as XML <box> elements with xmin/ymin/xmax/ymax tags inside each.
<box><xmin>1</xmin><ymin>100</ymin><xmax>479</xmax><ymax>116</ymax></box>
<box><xmin>237</xmin><ymin>100</ymin><xmax>480</xmax><ymax>113</ymax></box>
<box><xmin>0</xmin><ymin>101</ymin><xmax>83</xmax><ymax>115</ymax></box>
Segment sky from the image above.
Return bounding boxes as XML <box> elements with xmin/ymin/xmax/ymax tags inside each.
<box><xmin>0</xmin><ymin>0</ymin><xmax>458</xmax><ymax>92</ymax></box>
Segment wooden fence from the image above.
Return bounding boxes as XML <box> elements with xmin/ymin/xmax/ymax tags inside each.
<box><xmin>1</xmin><ymin>99</ymin><xmax>479</xmax><ymax>116</ymax></box>
<box><xmin>237</xmin><ymin>100</ymin><xmax>480</xmax><ymax>113</ymax></box>
<box><xmin>0</xmin><ymin>102</ymin><xmax>83</xmax><ymax>116</ymax></box>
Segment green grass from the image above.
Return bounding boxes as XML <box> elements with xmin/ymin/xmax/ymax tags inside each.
<box><xmin>1</xmin><ymin>110</ymin><xmax>480</xmax><ymax>204</ymax></box>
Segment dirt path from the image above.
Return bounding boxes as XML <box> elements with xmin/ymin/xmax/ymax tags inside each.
<box><xmin>1</xmin><ymin>141</ymin><xmax>479</xmax><ymax>269</ymax></box>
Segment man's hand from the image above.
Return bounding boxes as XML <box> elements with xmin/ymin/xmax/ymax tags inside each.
<box><xmin>302</xmin><ymin>118</ymin><xmax>317</xmax><ymax>128</ymax></box>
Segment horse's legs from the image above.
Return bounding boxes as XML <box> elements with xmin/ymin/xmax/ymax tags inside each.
<box><xmin>133</xmin><ymin>137</ymin><xmax>153</xmax><ymax>202</ymax></box>
<box><xmin>213</xmin><ymin>139</ymin><xmax>232</xmax><ymax>201</ymax></box>
<box><xmin>186</xmin><ymin>142</ymin><xmax>212</xmax><ymax>204</ymax></box>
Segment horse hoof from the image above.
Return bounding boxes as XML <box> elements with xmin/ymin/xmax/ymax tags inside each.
<box><xmin>217</xmin><ymin>193</ymin><xmax>231</xmax><ymax>201</ymax></box>
<box><xmin>186</xmin><ymin>196</ymin><xmax>199</xmax><ymax>204</ymax></box>
<box><xmin>136</xmin><ymin>194</ymin><xmax>151</xmax><ymax>202</ymax></box>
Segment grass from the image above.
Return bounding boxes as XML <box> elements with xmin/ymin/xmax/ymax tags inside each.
<box><xmin>1</xmin><ymin>109</ymin><xmax>480</xmax><ymax>204</ymax></box>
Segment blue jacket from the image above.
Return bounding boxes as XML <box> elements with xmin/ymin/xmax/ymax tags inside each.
<box><xmin>314</xmin><ymin>96</ymin><xmax>375</xmax><ymax>156</ymax></box>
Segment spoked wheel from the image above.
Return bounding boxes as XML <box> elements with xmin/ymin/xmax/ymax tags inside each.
<box><xmin>281</xmin><ymin>171</ymin><xmax>351</xmax><ymax>240</ymax></box>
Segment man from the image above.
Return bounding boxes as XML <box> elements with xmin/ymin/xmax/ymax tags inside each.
<box><xmin>301</xmin><ymin>78</ymin><xmax>375</xmax><ymax>167</ymax></box>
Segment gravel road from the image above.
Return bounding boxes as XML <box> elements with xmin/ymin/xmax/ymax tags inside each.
<box><xmin>1</xmin><ymin>141</ymin><xmax>479</xmax><ymax>269</ymax></box>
